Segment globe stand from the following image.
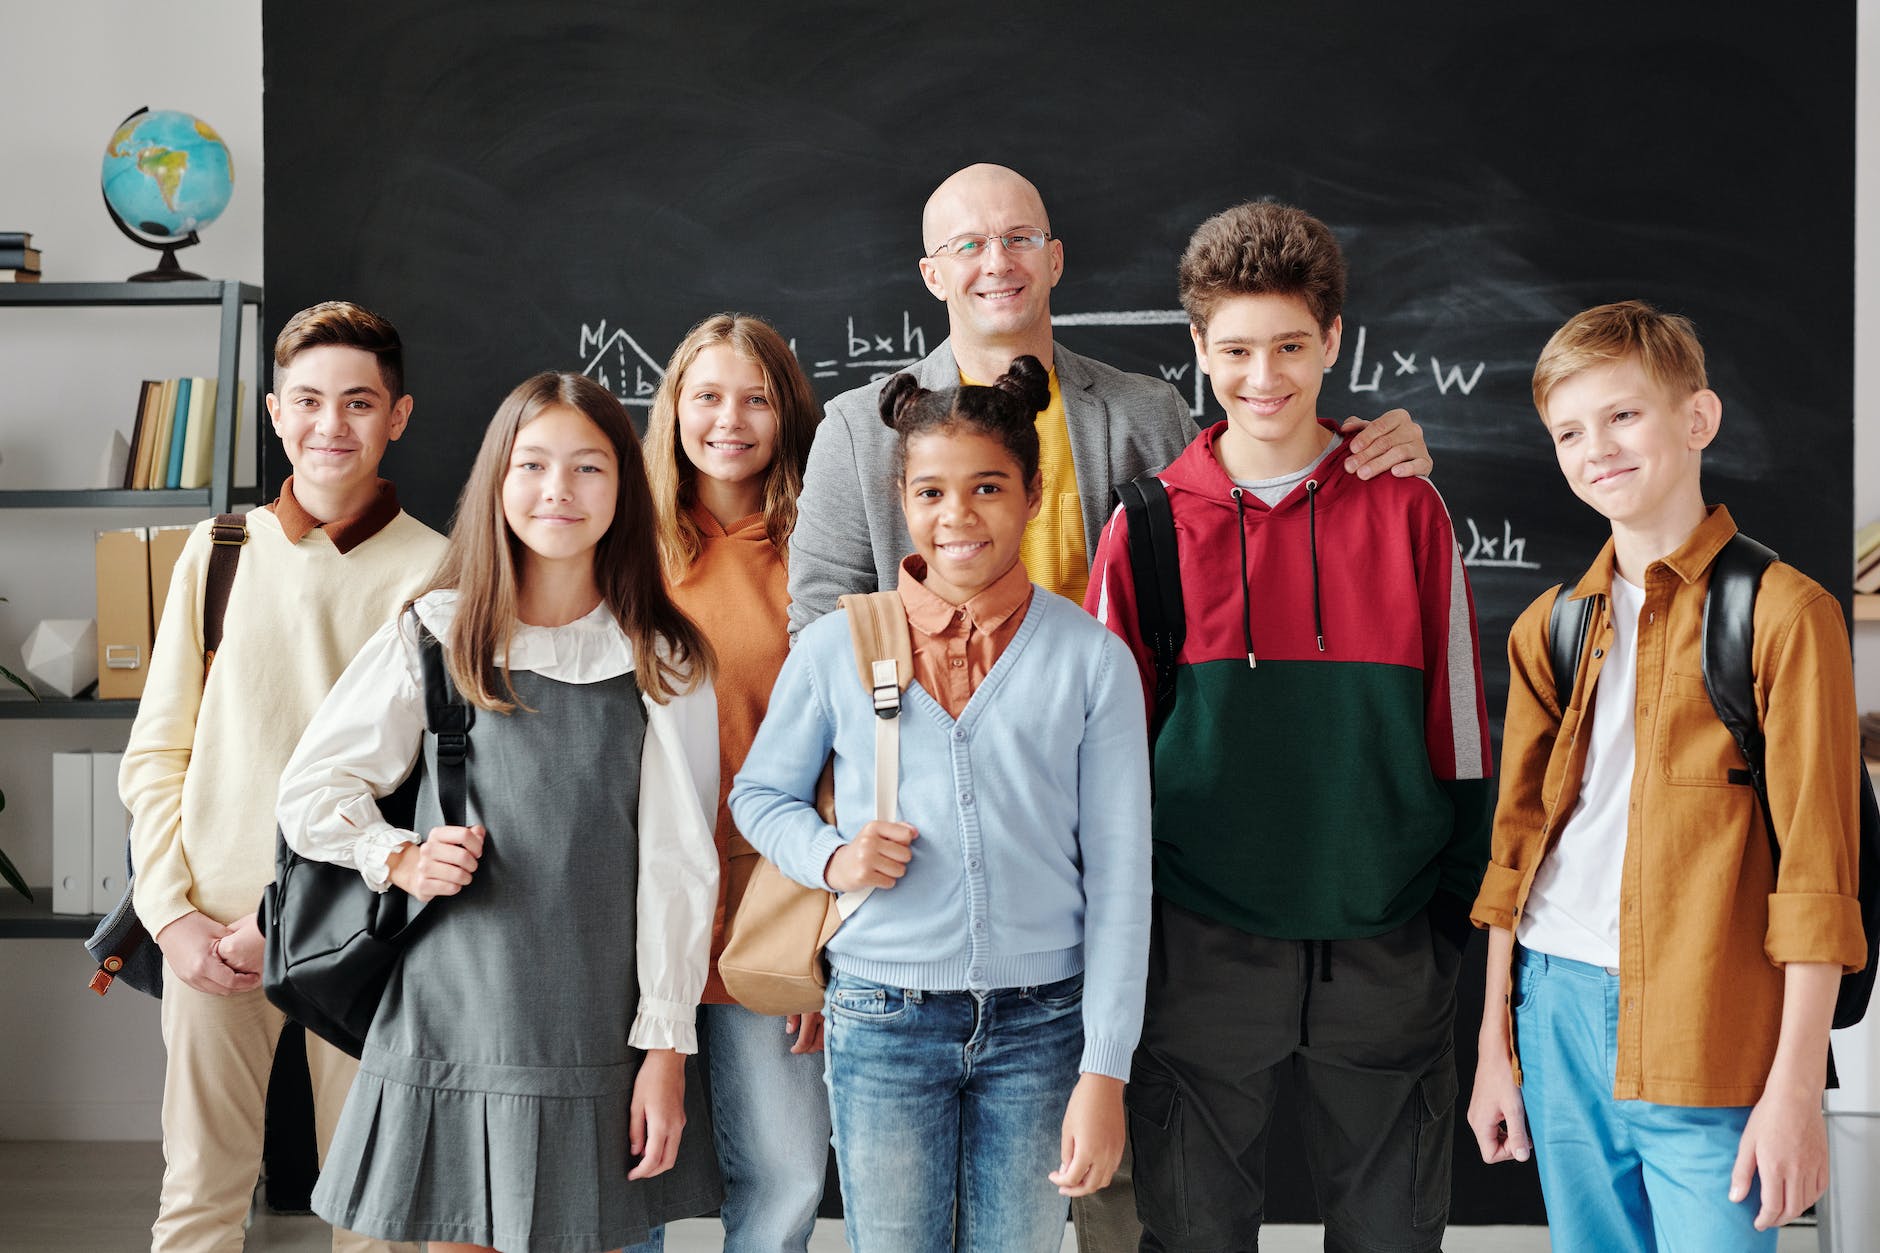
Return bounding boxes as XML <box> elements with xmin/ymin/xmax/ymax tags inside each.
<box><xmin>102</xmin><ymin>187</ymin><xmax>205</xmax><ymax>283</ymax></box>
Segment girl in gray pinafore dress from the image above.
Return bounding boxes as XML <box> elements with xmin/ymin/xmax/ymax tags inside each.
<box><xmin>277</xmin><ymin>374</ymin><xmax>725</xmax><ymax>1253</ymax></box>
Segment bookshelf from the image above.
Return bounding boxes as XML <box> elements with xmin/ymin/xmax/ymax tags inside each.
<box><xmin>0</xmin><ymin>889</ymin><xmax>100</xmax><ymax>940</ymax></box>
<box><xmin>0</xmin><ymin>279</ymin><xmax>265</xmax><ymax>728</ymax></box>
<box><xmin>0</xmin><ymin>280</ymin><xmax>265</xmax><ymax>516</ymax></box>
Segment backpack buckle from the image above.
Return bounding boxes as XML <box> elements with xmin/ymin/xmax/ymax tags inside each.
<box><xmin>870</xmin><ymin>659</ymin><xmax>900</xmax><ymax>719</ymax></box>
<box><xmin>210</xmin><ymin>521</ymin><xmax>247</xmax><ymax>547</ymax></box>
<box><xmin>436</xmin><ymin>729</ymin><xmax>469</xmax><ymax>766</ymax></box>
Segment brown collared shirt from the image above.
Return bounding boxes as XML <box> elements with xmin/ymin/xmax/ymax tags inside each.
<box><xmin>1473</xmin><ymin>505</ymin><xmax>1865</xmax><ymax>1104</ymax></box>
<box><xmin>271</xmin><ymin>475</ymin><xmax>403</xmax><ymax>553</ymax></box>
<box><xmin>897</xmin><ymin>555</ymin><xmax>1035</xmax><ymax>719</ymax></box>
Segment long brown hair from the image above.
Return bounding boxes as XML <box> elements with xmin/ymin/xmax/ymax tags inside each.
<box><xmin>422</xmin><ymin>372</ymin><xmax>713</xmax><ymax>710</ymax></box>
<box><xmin>643</xmin><ymin>313</ymin><xmax>822</xmax><ymax>584</ymax></box>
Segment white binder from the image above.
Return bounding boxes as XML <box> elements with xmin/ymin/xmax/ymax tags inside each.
<box><xmin>52</xmin><ymin>752</ymin><xmax>93</xmax><ymax>916</ymax></box>
<box><xmin>90</xmin><ymin>751</ymin><xmax>129</xmax><ymax>915</ymax></box>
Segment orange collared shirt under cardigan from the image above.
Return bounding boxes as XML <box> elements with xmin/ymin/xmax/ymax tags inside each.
<box><xmin>897</xmin><ymin>553</ymin><xmax>1034</xmax><ymax>720</ymax></box>
<box><xmin>1471</xmin><ymin>505</ymin><xmax>1865</xmax><ymax>1106</ymax></box>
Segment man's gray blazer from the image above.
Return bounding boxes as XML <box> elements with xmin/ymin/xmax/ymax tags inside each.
<box><xmin>787</xmin><ymin>338</ymin><xmax>1196</xmax><ymax>634</ymax></box>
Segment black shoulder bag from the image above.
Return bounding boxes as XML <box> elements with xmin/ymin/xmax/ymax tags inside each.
<box><xmin>257</xmin><ymin>618</ymin><xmax>473</xmax><ymax>1058</ymax></box>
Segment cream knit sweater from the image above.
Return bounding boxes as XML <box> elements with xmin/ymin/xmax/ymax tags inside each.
<box><xmin>121</xmin><ymin>505</ymin><xmax>446</xmax><ymax>935</ymax></box>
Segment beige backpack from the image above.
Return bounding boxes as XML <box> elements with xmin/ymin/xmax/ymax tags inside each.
<box><xmin>717</xmin><ymin>591</ymin><xmax>913</xmax><ymax>1016</ymax></box>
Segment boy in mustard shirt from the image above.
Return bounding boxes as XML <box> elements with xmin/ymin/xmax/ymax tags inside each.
<box><xmin>1467</xmin><ymin>300</ymin><xmax>1865</xmax><ymax>1249</ymax></box>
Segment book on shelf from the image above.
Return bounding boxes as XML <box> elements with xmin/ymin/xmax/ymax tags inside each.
<box><xmin>0</xmin><ymin>232</ymin><xmax>33</xmax><ymax>249</ymax></box>
<box><xmin>1859</xmin><ymin>520</ymin><xmax>1880</xmax><ymax>568</ymax></box>
<box><xmin>134</xmin><ymin>379</ymin><xmax>174</xmax><ymax>490</ymax></box>
<box><xmin>179</xmin><ymin>377</ymin><xmax>217</xmax><ymax>489</ymax></box>
<box><xmin>1857</xmin><ymin>548</ymin><xmax>1880</xmax><ymax>595</ymax></box>
<box><xmin>164</xmin><ymin>377</ymin><xmax>192</xmax><ymax>489</ymax></box>
<box><xmin>122</xmin><ymin>381</ymin><xmax>155</xmax><ymax>488</ymax></box>
<box><xmin>122</xmin><ymin>376</ymin><xmax>240</xmax><ymax>490</ymax></box>
<box><xmin>0</xmin><ymin>269</ymin><xmax>41</xmax><ymax>283</ymax></box>
<box><xmin>0</xmin><ymin>246</ymin><xmax>41</xmax><ymax>270</ymax></box>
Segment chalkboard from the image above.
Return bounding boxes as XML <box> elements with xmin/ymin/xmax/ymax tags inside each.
<box><xmin>263</xmin><ymin>0</ymin><xmax>1856</xmax><ymax>1228</ymax></box>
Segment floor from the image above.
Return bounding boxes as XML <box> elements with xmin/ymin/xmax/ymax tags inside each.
<box><xmin>0</xmin><ymin>1141</ymin><xmax>1828</xmax><ymax>1252</ymax></box>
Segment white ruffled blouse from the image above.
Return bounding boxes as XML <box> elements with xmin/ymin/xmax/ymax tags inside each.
<box><xmin>276</xmin><ymin>590</ymin><xmax>720</xmax><ymax>1053</ymax></box>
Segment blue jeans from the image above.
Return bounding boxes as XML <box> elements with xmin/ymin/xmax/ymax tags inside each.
<box><xmin>704</xmin><ymin>1000</ymin><xmax>832</xmax><ymax>1252</ymax></box>
<box><xmin>1513</xmin><ymin>947</ymin><xmax>1776</xmax><ymax>1252</ymax></box>
<box><xmin>823</xmin><ymin>970</ymin><xmax>1084</xmax><ymax>1253</ymax></box>
<box><xmin>625</xmin><ymin>1002</ymin><xmax>831</xmax><ymax>1253</ymax></box>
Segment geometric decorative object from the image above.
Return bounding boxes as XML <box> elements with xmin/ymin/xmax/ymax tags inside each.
<box><xmin>21</xmin><ymin>618</ymin><xmax>98</xmax><ymax>698</ymax></box>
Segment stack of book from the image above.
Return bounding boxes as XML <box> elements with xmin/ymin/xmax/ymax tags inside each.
<box><xmin>123</xmin><ymin>377</ymin><xmax>243</xmax><ymax>490</ymax></box>
<box><xmin>1</xmin><ymin>230</ymin><xmax>39</xmax><ymax>282</ymax></box>
<box><xmin>1857</xmin><ymin>519</ymin><xmax>1880</xmax><ymax>594</ymax></box>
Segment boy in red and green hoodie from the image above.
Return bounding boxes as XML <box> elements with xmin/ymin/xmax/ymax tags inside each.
<box><xmin>1084</xmin><ymin>201</ymin><xmax>1495</xmax><ymax>1251</ymax></box>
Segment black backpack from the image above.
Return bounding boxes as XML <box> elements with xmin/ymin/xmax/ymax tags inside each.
<box><xmin>1548</xmin><ymin>532</ymin><xmax>1880</xmax><ymax>1031</ymax></box>
<box><xmin>1115</xmin><ymin>475</ymin><xmax>1184</xmax><ymax>742</ymax></box>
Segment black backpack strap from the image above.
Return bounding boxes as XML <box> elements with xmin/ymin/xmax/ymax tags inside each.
<box><xmin>1546</xmin><ymin>583</ymin><xmax>1594</xmax><ymax>713</ymax></box>
<box><xmin>415</xmin><ymin>618</ymin><xmax>474</xmax><ymax>829</ymax></box>
<box><xmin>202</xmin><ymin>512</ymin><xmax>247</xmax><ymax>674</ymax></box>
<box><xmin>1700</xmin><ymin>532</ymin><xmax>1779</xmax><ymax>861</ymax></box>
<box><xmin>1114</xmin><ymin>476</ymin><xmax>1184</xmax><ymax>734</ymax></box>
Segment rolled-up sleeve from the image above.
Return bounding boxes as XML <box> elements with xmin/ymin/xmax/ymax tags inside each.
<box><xmin>1471</xmin><ymin>593</ymin><xmax>1561</xmax><ymax>932</ymax></box>
<box><xmin>1758</xmin><ymin>587</ymin><xmax>1866</xmax><ymax>971</ymax></box>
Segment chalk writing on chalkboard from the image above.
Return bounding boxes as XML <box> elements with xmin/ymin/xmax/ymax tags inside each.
<box><xmin>580</xmin><ymin>312</ymin><xmax>1488</xmax><ymax>421</ymax></box>
<box><xmin>1461</xmin><ymin>517</ymin><xmax>1541</xmax><ymax>570</ymax></box>
<box><xmin>1346</xmin><ymin>325</ymin><xmax>1487</xmax><ymax>397</ymax></box>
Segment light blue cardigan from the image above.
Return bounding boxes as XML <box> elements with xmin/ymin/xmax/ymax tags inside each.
<box><xmin>729</xmin><ymin>589</ymin><xmax>1152</xmax><ymax>1081</ymax></box>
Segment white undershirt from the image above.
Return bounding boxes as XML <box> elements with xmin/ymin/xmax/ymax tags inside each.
<box><xmin>1517</xmin><ymin>574</ymin><xmax>1644</xmax><ymax>969</ymax></box>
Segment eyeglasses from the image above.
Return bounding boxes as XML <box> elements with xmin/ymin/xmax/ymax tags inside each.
<box><xmin>928</xmin><ymin>228</ymin><xmax>1054</xmax><ymax>259</ymax></box>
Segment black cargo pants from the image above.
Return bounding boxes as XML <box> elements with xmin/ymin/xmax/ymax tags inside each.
<box><xmin>1128</xmin><ymin>897</ymin><xmax>1463</xmax><ymax>1253</ymax></box>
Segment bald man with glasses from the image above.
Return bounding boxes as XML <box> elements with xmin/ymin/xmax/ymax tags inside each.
<box><xmin>789</xmin><ymin>163</ymin><xmax>1429</xmax><ymax>631</ymax></box>
<box><xmin>786</xmin><ymin>164</ymin><xmax>1433</xmax><ymax>1251</ymax></box>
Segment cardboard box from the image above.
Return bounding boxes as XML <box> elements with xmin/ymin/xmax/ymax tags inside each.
<box><xmin>90</xmin><ymin>751</ymin><xmax>128</xmax><ymax>915</ymax></box>
<box><xmin>148</xmin><ymin>524</ymin><xmax>193</xmax><ymax>631</ymax></box>
<box><xmin>52</xmin><ymin>752</ymin><xmax>93</xmax><ymax>916</ymax></box>
<box><xmin>95</xmin><ymin>527</ymin><xmax>153</xmax><ymax>699</ymax></box>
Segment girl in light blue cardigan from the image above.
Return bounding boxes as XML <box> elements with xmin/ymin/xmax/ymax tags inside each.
<box><xmin>729</xmin><ymin>356</ymin><xmax>1152</xmax><ymax>1253</ymax></box>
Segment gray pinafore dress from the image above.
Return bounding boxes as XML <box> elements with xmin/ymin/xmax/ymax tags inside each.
<box><xmin>312</xmin><ymin>663</ymin><xmax>722</xmax><ymax>1252</ymax></box>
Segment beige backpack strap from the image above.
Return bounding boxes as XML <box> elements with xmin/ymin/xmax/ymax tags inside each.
<box><xmin>833</xmin><ymin>591</ymin><xmax>914</xmax><ymax>920</ymax></box>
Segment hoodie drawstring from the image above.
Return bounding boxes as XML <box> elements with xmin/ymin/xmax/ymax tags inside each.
<box><xmin>1234</xmin><ymin>481</ymin><xmax>1326</xmax><ymax>663</ymax></box>
<box><xmin>1299</xmin><ymin>939</ymin><xmax>1335</xmax><ymax>1046</ymax></box>
<box><xmin>1307</xmin><ymin>479</ymin><xmax>1324</xmax><ymax>652</ymax></box>
<box><xmin>1232</xmin><ymin>487</ymin><xmax>1255</xmax><ymax>668</ymax></box>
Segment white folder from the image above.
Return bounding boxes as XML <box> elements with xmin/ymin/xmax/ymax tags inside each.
<box><xmin>52</xmin><ymin>752</ymin><xmax>93</xmax><ymax>916</ymax></box>
<box><xmin>90</xmin><ymin>752</ymin><xmax>129</xmax><ymax>915</ymax></box>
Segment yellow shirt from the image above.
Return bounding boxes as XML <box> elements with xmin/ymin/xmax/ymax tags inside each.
<box><xmin>961</xmin><ymin>367</ymin><xmax>1088</xmax><ymax>602</ymax></box>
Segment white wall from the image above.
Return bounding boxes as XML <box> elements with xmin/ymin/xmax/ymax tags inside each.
<box><xmin>0</xmin><ymin>0</ymin><xmax>1875</xmax><ymax>1146</ymax></box>
<box><xmin>0</xmin><ymin>0</ymin><xmax>263</xmax><ymax>1140</ymax></box>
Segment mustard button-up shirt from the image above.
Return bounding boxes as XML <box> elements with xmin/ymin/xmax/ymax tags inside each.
<box><xmin>1473</xmin><ymin>505</ymin><xmax>1865</xmax><ymax>1105</ymax></box>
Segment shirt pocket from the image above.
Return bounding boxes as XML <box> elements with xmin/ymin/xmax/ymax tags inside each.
<box><xmin>1654</xmin><ymin>671</ymin><xmax>1741</xmax><ymax>787</ymax></box>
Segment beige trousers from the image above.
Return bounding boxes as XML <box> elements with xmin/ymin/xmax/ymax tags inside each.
<box><xmin>1071</xmin><ymin>1143</ymin><xmax>1143</xmax><ymax>1252</ymax></box>
<box><xmin>153</xmin><ymin>962</ymin><xmax>417</xmax><ymax>1253</ymax></box>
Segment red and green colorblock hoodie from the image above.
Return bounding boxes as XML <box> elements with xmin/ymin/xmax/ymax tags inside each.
<box><xmin>1084</xmin><ymin>423</ymin><xmax>1495</xmax><ymax>942</ymax></box>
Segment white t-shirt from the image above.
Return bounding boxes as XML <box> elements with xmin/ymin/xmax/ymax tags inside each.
<box><xmin>1517</xmin><ymin>574</ymin><xmax>1645</xmax><ymax>969</ymax></box>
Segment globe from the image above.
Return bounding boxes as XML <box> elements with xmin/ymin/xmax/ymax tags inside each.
<box><xmin>101</xmin><ymin>109</ymin><xmax>234</xmax><ymax>239</ymax></box>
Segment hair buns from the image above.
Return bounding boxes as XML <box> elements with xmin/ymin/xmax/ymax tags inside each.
<box><xmin>878</xmin><ymin>372</ymin><xmax>925</xmax><ymax>430</ymax></box>
<box><xmin>993</xmin><ymin>354</ymin><xmax>1050</xmax><ymax>415</ymax></box>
